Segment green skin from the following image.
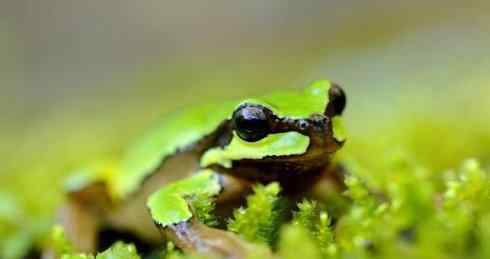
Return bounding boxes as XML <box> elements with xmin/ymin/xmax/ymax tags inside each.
<box><xmin>55</xmin><ymin>80</ymin><xmax>346</xmax><ymax>259</ymax></box>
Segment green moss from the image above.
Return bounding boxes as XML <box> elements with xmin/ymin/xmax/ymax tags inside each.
<box><xmin>228</xmin><ymin>183</ymin><xmax>286</xmax><ymax>246</ymax></box>
<box><xmin>187</xmin><ymin>192</ymin><xmax>218</xmax><ymax>227</ymax></box>
<box><xmin>4</xmin><ymin>156</ymin><xmax>490</xmax><ymax>259</ymax></box>
<box><xmin>61</xmin><ymin>254</ymin><xmax>95</xmax><ymax>259</ymax></box>
<box><xmin>278</xmin><ymin>224</ymin><xmax>322</xmax><ymax>259</ymax></box>
<box><xmin>57</xmin><ymin>242</ymin><xmax>140</xmax><ymax>259</ymax></box>
<box><xmin>96</xmin><ymin>242</ymin><xmax>140</xmax><ymax>259</ymax></box>
<box><xmin>293</xmin><ymin>200</ymin><xmax>335</xmax><ymax>257</ymax></box>
<box><xmin>0</xmin><ymin>193</ymin><xmax>48</xmax><ymax>259</ymax></box>
<box><xmin>50</xmin><ymin>225</ymin><xmax>74</xmax><ymax>257</ymax></box>
<box><xmin>6</xmin><ymin>156</ymin><xmax>490</xmax><ymax>259</ymax></box>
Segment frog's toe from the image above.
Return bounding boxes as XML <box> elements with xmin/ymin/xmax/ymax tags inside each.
<box><xmin>163</xmin><ymin>219</ymin><xmax>260</xmax><ymax>259</ymax></box>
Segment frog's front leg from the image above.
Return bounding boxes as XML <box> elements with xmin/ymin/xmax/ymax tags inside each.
<box><xmin>164</xmin><ymin>219</ymin><xmax>252</xmax><ymax>259</ymax></box>
<box><xmin>42</xmin><ymin>183</ymin><xmax>110</xmax><ymax>259</ymax></box>
<box><xmin>147</xmin><ymin>170</ymin><xmax>257</xmax><ymax>259</ymax></box>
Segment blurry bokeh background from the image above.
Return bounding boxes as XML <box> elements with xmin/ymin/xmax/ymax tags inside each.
<box><xmin>1</xmin><ymin>0</ymin><xmax>490</xmax><ymax>230</ymax></box>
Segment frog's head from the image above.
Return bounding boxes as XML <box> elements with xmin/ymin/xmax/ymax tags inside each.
<box><xmin>201</xmin><ymin>80</ymin><xmax>346</xmax><ymax>181</ymax></box>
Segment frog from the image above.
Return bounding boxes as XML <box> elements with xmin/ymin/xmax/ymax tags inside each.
<box><xmin>52</xmin><ymin>80</ymin><xmax>346</xmax><ymax>258</ymax></box>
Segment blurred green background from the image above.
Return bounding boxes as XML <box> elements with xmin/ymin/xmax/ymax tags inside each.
<box><xmin>1</xmin><ymin>0</ymin><xmax>489</xmax><ymax>241</ymax></box>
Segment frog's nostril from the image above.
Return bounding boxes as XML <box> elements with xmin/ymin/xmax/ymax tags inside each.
<box><xmin>298</xmin><ymin>120</ymin><xmax>309</xmax><ymax>130</ymax></box>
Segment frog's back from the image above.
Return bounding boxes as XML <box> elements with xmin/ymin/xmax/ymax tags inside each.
<box><xmin>113</xmin><ymin>100</ymin><xmax>237</xmax><ymax>198</ymax></box>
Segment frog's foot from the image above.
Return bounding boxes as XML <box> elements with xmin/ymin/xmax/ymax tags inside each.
<box><xmin>164</xmin><ymin>219</ymin><xmax>252</xmax><ymax>259</ymax></box>
<box><xmin>147</xmin><ymin>170</ymin><xmax>259</xmax><ymax>258</ymax></box>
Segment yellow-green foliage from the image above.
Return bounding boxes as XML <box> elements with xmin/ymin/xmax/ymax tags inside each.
<box><xmin>278</xmin><ymin>224</ymin><xmax>322</xmax><ymax>259</ymax></box>
<box><xmin>222</xmin><ymin>156</ymin><xmax>486</xmax><ymax>259</ymax></box>
<box><xmin>4</xmin><ymin>157</ymin><xmax>490</xmax><ymax>259</ymax></box>
<box><xmin>50</xmin><ymin>225</ymin><xmax>74</xmax><ymax>257</ymax></box>
<box><xmin>228</xmin><ymin>183</ymin><xmax>285</xmax><ymax>246</ymax></box>
<box><xmin>0</xmin><ymin>193</ymin><xmax>48</xmax><ymax>259</ymax></box>
<box><xmin>49</xmin><ymin>226</ymin><xmax>140</xmax><ymax>259</ymax></box>
<box><xmin>293</xmin><ymin>200</ymin><xmax>335</xmax><ymax>257</ymax></box>
<box><xmin>59</xmin><ymin>242</ymin><xmax>140</xmax><ymax>259</ymax></box>
<box><xmin>95</xmin><ymin>243</ymin><xmax>140</xmax><ymax>259</ymax></box>
<box><xmin>3</xmin><ymin>143</ymin><xmax>490</xmax><ymax>259</ymax></box>
<box><xmin>188</xmin><ymin>192</ymin><xmax>218</xmax><ymax>227</ymax></box>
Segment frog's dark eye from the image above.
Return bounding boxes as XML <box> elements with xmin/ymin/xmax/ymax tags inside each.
<box><xmin>326</xmin><ymin>83</ymin><xmax>346</xmax><ymax>116</ymax></box>
<box><xmin>232</xmin><ymin>104</ymin><xmax>270</xmax><ymax>142</ymax></box>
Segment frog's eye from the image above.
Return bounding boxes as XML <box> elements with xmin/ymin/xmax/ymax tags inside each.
<box><xmin>232</xmin><ymin>104</ymin><xmax>271</xmax><ymax>142</ymax></box>
<box><xmin>326</xmin><ymin>83</ymin><xmax>346</xmax><ymax>117</ymax></box>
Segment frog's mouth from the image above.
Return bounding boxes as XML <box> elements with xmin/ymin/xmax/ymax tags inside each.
<box><xmin>207</xmin><ymin>138</ymin><xmax>338</xmax><ymax>185</ymax></box>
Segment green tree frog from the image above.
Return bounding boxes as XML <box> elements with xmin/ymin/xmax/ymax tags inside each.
<box><xmin>54</xmin><ymin>80</ymin><xmax>346</xmax><ymax>258</ymax></box>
